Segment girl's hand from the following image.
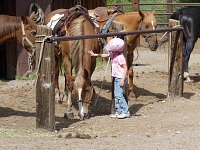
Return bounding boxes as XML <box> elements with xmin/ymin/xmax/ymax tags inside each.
<box><xmin>88</xmin><ymin>50</ymin><xmax>94</xmax><ymax>56</ymax></box>
<box><xmin>120</xmin><ymin>79</ymin><xmax>124</xmax><ymax>86</ymax></box>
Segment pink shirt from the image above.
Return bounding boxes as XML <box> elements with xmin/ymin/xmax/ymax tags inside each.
<box><xmin>109</xmin><ymin>53</ymin><xmax>127</xmax><ymax>78</ymax></box>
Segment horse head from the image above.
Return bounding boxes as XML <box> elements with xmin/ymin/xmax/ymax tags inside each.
<box><xmin>68</xmin><ymin>69</ymin><xmax>95</xmax><ymax>120</ymax></box>
<box><xmin>139</xmin><ymin>10</ymin><xmax>158</xmax><ymax>51</ymax></box>
<box><xmin>19</xmin><ymin>12</ymin><xmax>37</xmax><ymax>56</ymax></box>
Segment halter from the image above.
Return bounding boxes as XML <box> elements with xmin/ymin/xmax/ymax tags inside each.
<box><xmin>139</xmin><ymin>20</ymin><xmax>157</xmax><ymax>42</ymax></box>
<box><xmin>21</xmin><ymin>21</ymin><xmax>36</xmax><ymax>56</ymax></box>
<box><xmin>78</xmin><ymin>81</ymin><xmax>95</xmax><ymax>118</ymax></box>
<box><xmin>21</xmin><ymin>21</ymin><xmax>36</xmax><ymax>75</ymax></box>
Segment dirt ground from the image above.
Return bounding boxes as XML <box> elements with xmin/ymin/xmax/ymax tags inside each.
<box><xmin>0</xmin><ymin>39</ymin><xmax>200</xmax><ymax>150</ymax></box>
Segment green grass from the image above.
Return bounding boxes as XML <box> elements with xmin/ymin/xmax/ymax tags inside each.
<box><xmin>0</xmin><ymin>128</ymin><xmax>54</xmax><ymax>138</ymax></box>
<box><xmin>95</xmin><ymin>57</ymin><xmax>111</xmax><ymax>72</ymax></box>
<box><xmin>0</xmin><ymin>81</ymin><xmax>6</xmax><ymax>86</ymax></box>
<box><xmin>15</xmin><ymin>71</ymin><xmax>37</xmax><ymax>81</ymax></box>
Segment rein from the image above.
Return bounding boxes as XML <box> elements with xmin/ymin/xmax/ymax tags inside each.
<box><xmin>90</xmin><ymin>57</ymin><xmax>111</xmax><ymax>112</ymax></box>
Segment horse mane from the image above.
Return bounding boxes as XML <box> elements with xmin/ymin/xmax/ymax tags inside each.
<box><xmin>0</xmin><ymin>15</ymin><xmax>21</xmax><ymax>38</ymax></box>
<box><xmin>69</xmin><ymin>15</ymin><xmax>85</xmax><ymax>74</ymax></box>
<box><xmin>170</xmin><ymin>8</ymin><xmax>185</xmax><ymax>20</ymax></box>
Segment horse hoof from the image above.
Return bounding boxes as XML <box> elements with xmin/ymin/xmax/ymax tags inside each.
<box><xmin>64</xmin><ymin>112</ymin><xmax>74</xmax><ymax>119</ymax></box>
<box><xmin>62</xmin><ymin>95</ymin><xmax>68</xmax><ymax>103</ymax></box>
<box><xmin>184</xmin><ymin>77</ymin><xmax>193</xmax><ymax>83</ymax></box>
<box><xmin>128</xmin><ymin>92</ymin><xmax>136</xmax><ymax>99</ymax></box>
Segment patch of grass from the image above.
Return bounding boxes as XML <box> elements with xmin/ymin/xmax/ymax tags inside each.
<box><xmin>0</xmin><ymin>81</ymin><xmax>6</xmax><ymax>86</ymax></box>
<box><xmin>95</xmin><ymin>57</ymin><xmax>111</xmax><ymax>72</ymax></box>
<box><xmin>15</xmin><ymin>71</ymin><xmax>36</xmax><ymax>81</ymax></box>
<box><xmin>0</xmin><ymin>128</ymin><xmax>54</xmax><ymax>138</ymax></box>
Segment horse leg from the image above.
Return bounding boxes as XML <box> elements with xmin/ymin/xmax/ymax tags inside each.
<box><xmin>62</xmin><ymin>55</ymin><xmax>74</xmax><ymax>119</ymax></box>
<box><xmin>126</xmin><ymin>44</ymin><xmax>136</xmax><ymax>98</ymax></box>
<box><xmin>183</xmin><ymin>39</ymin><xmax>195</xmax><ymax>82</ymax></box>
<box><xmin>54</xmin><ymin>46</ymin><xmax>61</xmax><ymax>103</ymax></box>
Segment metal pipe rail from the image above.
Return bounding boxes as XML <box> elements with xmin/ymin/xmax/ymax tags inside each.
<box><xmin>107</xmin><ymin>3</ymin><xmax>200</xmax><ymax>7</ymax></box>
<box><xmin>47</xmin><ymin>27</ymin><xmax>183</xmax><ymax>42</ymax></box>
<box><xmin>139</xmin><ymin>3</ymin><xmax>200</xmax><ymax>6</ymax></box>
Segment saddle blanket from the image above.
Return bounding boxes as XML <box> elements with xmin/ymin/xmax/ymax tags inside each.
<box><xmin>47</xmin><ymin>14</ymin><xmax>64</xmax><ymax>30</ymax></box>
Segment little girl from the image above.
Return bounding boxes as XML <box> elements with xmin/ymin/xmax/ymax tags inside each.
<box><xmin>88</xmin><ymin>37</ymin><xmax>130</xmax><ymax>119</ymax></box>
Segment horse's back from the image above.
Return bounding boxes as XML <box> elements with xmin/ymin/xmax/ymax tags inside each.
<box><xmin>170</xmin><ymin>8</ymin><xmax>184</xmax><ymax>20</ymax></box>
<box><xmin>181</xmin><ymin>8</ymin><xmax>200</xmax><ymax>39</ymax></box>
<box><xmin>171</xmin><ymin>8</ymin><xmax>200</xmax><ymax>40</ymax></box>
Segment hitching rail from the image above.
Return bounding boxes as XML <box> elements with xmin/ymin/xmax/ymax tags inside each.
<box><xmin>47</xmin><ymin>27</ymin><xmax>183</xmax><ymax>42</ymax></box>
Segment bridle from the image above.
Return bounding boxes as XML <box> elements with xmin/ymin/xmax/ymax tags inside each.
<box><xmin>21</xmin><ymin>21</ymin><xmax>36</xmax><ymax>75</ymax></box>
<box><xmin>139</xmin><ymin>19</ymin><xmax>157</xmax><ymax>42</ymax></box>
<box><xmin>78</xmin><ymin>81</ymin><xmax>95</xmax><ymax>118</ymax></box>
<box><xmin>21</xmin><ymin>21</ymin><xmax>36</xmax><ymax>56</ymax></box>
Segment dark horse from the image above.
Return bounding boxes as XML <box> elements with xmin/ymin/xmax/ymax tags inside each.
<box><xmin>45</xmin><ymin>6</ymin><xmax>100</xmax><ymax>120</ymax></box>
<box><xmin>170</xmin><ymin>7</ymin><xmax>200</xmax><ymax>82</ymax></box>
<box><xmin>0</xmin><ymin>13</ymin><xmax>37</xmax><ymax>56</ymax></box>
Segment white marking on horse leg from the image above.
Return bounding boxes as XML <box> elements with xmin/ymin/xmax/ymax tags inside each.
<box><xmin>184</xmin><ymin>72</ymin><xmax>189</xmax><ymax>79</ymax></box>
<box><xmin>55</xmin><ymin>88</ymin><xmax>60</xmax><ymax>102</ymax></box>
<box><xmin>184</xmin><ymin>72</ymin><xmax>191</xmax><ymax>83</ymax></box>
<box><xmin>67</xmin><ymin>91</ymin><xmax>72</xmax><ymax>110</ymax></box>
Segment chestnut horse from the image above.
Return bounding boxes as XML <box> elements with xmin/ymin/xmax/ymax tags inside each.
<box><xmin>45</xmin><ymin>7</ymin><xmax>100</xmax><ymax>119</ymax></box>
<box><xmin>90</xmin><ymin>9</ymin><xmax>158</xmax><ymax>98</ymax></box>
<box><xmin>60</xmin><ymin>15</ymin><xmax>99</xmax><ymax>120</ymax></box>
<box><xmin>0</xmin><ymin>12</ymin><xmax>37</xmax><ymax>56</ymax></box>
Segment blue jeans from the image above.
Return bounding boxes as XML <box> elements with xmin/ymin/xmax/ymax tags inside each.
<box><xmin>114</xmin><ymin>77</ymin><xmax>129</xmax><ymax>114</ymax></box>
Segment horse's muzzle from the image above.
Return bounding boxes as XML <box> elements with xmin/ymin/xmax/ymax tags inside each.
<box><xmin>78</xmin><ymin>100</ymin><xmax>91</xmax><ymax>120</ymax></box>
<box><xmin>149</xmin><ymin>40</ymin><xmax>158</xmax><ymax>51</ymax></box>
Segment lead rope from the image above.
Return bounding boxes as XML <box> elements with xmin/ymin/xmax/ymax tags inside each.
<box><xmin>34</xmin><ymin>35</ymin><xmax>52</xmax><ymax>85</ymax></box>
<box><xmin>90</xmin><ymin>57</ymin><xmax>111</xmax><ymax>112</ymax></box>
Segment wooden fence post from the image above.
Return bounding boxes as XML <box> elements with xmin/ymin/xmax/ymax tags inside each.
<box><xmin>35</xmin><ymin>25</ymin><xmax>55</xmax><ymax>131</ymax></box>
<box><xmin>168</xmin><ymin>19</ymin><xmax>183</xmax><ymax>99</ymax></box>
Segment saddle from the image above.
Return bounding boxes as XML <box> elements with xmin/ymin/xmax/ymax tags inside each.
<box><xmin>52</xmin><ymin>5</ymin><xmax>91</xmax><ymax>36</ymax></box>
<box><xmin>93</xmin><ymin>6</ymin><xmax>123</xmax><ymax>23</ymax></box>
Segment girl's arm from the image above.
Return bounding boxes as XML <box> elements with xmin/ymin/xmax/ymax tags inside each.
<box><xmin>120</xmin><ymin>64</ymin><xmax>127</xmax><ymax>86</ymax></box>
<box><xmin>88</xmin><ymin>50</ymin><xmax>109</xmax><ymax>58</ymax></box>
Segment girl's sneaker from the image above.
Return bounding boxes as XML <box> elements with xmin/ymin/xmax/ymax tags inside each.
<box><xmin>110</xmin><ymin>112</ymin><xmax>119</xmax><ymax>118</ymax></box>
<box><xmin>117</xmin><ymin>112</ymin><xmax>130</xmax><ymax>119</ymax></box>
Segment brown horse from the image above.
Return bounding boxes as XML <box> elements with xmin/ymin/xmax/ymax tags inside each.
<box><xmin>45</xmin><ymin>7</ymin><xmax>100</xmax><ymax>119</ymax></box>
<box><xmin>0</xmin><ymin>12</ymin><xmax>37</xmax><ymax>56</ymax></box>
<box><xmin>60</xmin><ymin>14</ymin><xmax>99</xmax><ymax>120</ymax></box>
<box><xmin>90</xmin><ymin>9</ymin><xmax>158</xmax><ymax>98</ymax></box>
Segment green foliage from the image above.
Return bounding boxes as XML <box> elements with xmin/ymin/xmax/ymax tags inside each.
<box><xmin>178</xmin><ymin>0</ymin><xmax>199</xmax><ymax>2</ymax></box>
<box><xmin>107</xmin><ymin>0</ymin><xmax>200</xmax><ymax>27</ymax></box>
<box><xmin>107</xmin><ymin>0</ymin><xmax>132</xmax><ymax>3</ymax></box>
<box><xmin>95</xmin><ymin>57</ymin><xmax>111</xmax><ymax>72</ymax></box>
<box><xmin>15</xmin><ymin>71</ymin><xmax>36</xmax><ymax>80</ymax></box>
